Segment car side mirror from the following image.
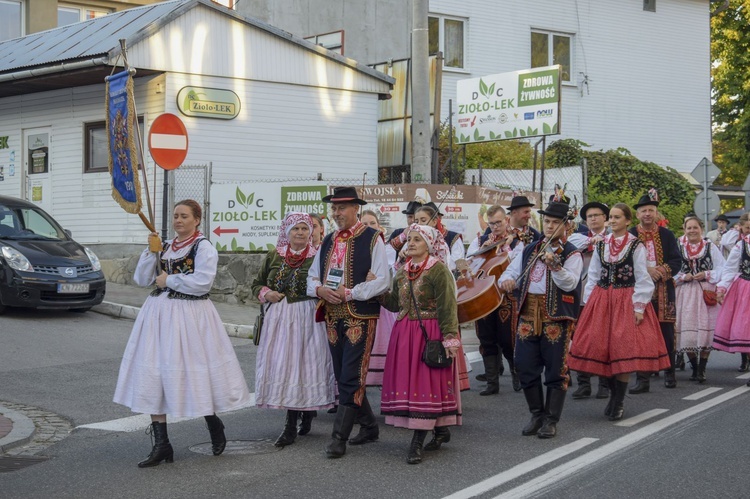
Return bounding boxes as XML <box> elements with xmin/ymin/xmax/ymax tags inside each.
<box><xmin>64</xmin><ymin>229</ymin><xmax>72</xmax><ymax>238</ymax></box>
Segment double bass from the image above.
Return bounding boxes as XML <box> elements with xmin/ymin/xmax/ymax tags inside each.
<box><xmin>455</xmin><ymin>234</ymin><xmax>513</xmax><ymax>323</ymax></box>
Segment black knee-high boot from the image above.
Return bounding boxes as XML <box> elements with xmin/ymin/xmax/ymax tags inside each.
<box><xmin>424</xmin><ymin>426</ymin><xmax>451</xmax><ymax>451</ymax></box>
<box><xmin>204</xmin><ymin>414</ymin><xmax>226</xmax><ymax>456</ymax></box>
<box><xmin>608</xmin><ymin>380</ymin><xmax>629</xmax><ymax>421</ymax></box>
<box><xmin>406</xmin><ymin>430</ymin><xmax>429</xmax><ymax>464</ymax></box>
<box><xmin>138</xmin><ymin>421</ymin><xmax>174</xmax><ymax>468</ymax></box>
<box><xmin>697</xmin><ymin>357</ymin><xmax>708</xmax><ymax>383</ymax></box>
<box><xmin>349</xmin><ymin>396</ymin><xmax>379</xmax><ymax>445</ymax></box>
<box><xmin>688</xmin><ymin>356</ymin><xmax>699</xmax><ymax>381</ymax></box>
<box><xmin>298</xmin><ymin>411</ymin><xmax>317</xmax><ymax>436</ymax></box>
<box><xmin>275</xmin><ymin>410</ymin><xmax>299</xmax><ymax>448</ymax></box>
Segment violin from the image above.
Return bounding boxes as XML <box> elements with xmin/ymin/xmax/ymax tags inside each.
<box><xmin>455</xmin><ymin>234</ymin><xmax>513</xmax><ymax>323</ymax></box>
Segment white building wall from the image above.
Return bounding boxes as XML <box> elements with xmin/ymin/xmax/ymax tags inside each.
<box><xmin>0</xmin><ymin>75</ymin><xmax>166</xmax><ymax>245</ymax></box>
<box><xmin>431</xmin><ymin>0</ymin><xmax>711</xmax><ymax>172</ymax></box>
<box><xmin>163</xmin><ymin>72</ymin><xmax>380</xmax><ymax>182</ymax></box>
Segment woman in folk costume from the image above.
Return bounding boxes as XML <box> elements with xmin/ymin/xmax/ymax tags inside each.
<box><xmin>718</xmin><ymin>213</ymin><xmax>750</xmax><ymax>371</ymax></box>
<box><xmin>361</xmin><ymin>210</ymin><xmax>397</xmax><ymax>389</ymax></box>
<box><xmin>713</xmin><ymin>214</ymin><xmax>750</xmax><ymax>380</ymax></box>
<box><xmin>568</xmin><ymin>203</ymin><xmax>670</xmax><ymax>421</ymax></box>
<box><xmin>114</xmin><ymin>200</ymin><xmax>251</xmax><ymax>467</ymax></box>
<box><xmin>380</xmin><ymin>224</ymin><xmax>462</xmax><ymax>465</ymax></box>
<box><xmin>252</xmin><ymin>212</ymin><xmax>335</xmax><ymax>447</ymax></box>
<box><xmin>674</xmin><ymin>216</ymin><xmax>725</xmax><ymax>383</ymax></box>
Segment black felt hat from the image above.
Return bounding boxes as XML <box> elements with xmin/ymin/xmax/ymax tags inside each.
<box><xmin>422</xmin><ymin>202</ymin><xmax>444</xmax><ymax>217</ymax></box>
<box><xmin>508</xmin><ymin>196</ymin><xmax>535</xmax><ymax>210</ymax></box>
<box><xmin>714</xmin><ymin>214</ymin><xmax>730</xmax><ymax>223</ymax></box>
<box><xmin>580</xmin><ymin>201</ymin><xmax>610</xmax><ymax>220</ymax></box>
<box><xmin>538</xmin><ymin>200</ymin><xmax>571</xmax><ymax>220</ymax></box>
<box><xmin>322</xmin><ymin>186</ymin><xmax>367</xmax><ymax>205</ymax></box>
<box><xmin>402</xmin><ymin>201</ymin><xmax>423</xmax><ymax>215</ymax></box>
<box><xmin>634</xmin><ymin>189</ymin><xmax>660</xmax><ymax>209</ymax></box>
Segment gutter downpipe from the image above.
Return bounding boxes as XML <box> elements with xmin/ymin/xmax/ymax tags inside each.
<box><xmin>0</xmin><ymin>57</ymin><xmax>110</xmax><ymax>84</ymax></box>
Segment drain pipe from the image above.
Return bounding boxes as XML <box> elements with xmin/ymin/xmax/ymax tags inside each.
<box><xmin>0</xmin><ymin>56</ymin><xmax>111</xmax><ymax>84</ymax></box>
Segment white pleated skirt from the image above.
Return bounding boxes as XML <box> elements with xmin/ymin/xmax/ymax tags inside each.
<box><xmin>254</xmin><ymin>298</ymin><xmax>335</xmax><ymax>411</ymax></box>
<box><xmin>113</xmin><ymin>293</ymin><xmax>251</xmax><ymax>418</ymax></box>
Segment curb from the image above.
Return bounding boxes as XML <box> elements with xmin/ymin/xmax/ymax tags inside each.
<box><xmin>0</xmin><ymin>404</ymin><xmax>36</xmax><ymax>453</ymax></box>
<box><xmin>92</xmin><ymin>301</ymin><xmax>254</xmax><ymax>339</ymax></box>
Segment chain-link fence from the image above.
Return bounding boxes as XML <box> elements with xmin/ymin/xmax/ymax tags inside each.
<box><xmin>169</xmin><ymin>163</ymin><xmax>212</xmax><ymax>236</ymax></box>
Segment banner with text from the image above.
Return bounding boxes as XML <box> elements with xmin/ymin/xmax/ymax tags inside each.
<box><xmin>456</xmin><ymin>65</ymin><xmax>561</xmax><ymax>144</ymax></box>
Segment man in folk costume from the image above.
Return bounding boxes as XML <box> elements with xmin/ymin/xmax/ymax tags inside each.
<box><xmin>498</xmin><ymin>193</ymin><xmax>582</xmax><ymax>439</ymax></box>
<box><xmin>466</xmin><ymin>204</ymin><xmax>524</xmax><ymax>395</ymax></box>
<box><xmin>307</xmin><ymin>186</ymin><xmax>391</xmax><ymax>458</ymax></box>
<box><xmin>507</xmin><ymin>195</ymin><xmax>542</xmax><ymax>245</ymax></box>
<box><xmin>707</xmin><ymin>214</ymin><xmax>731</xmax><ymax>258</ymax></box>
<box><xmin>629</xmin><ymin>189</ymin><xmax>682</xmax><ymax>393</ymax></box>
<box><xmin>567</xmin><ymin>201</ymin><xmax>612</xmax><ymax>400</ymax></box>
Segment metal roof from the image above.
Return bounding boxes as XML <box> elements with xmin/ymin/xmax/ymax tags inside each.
<box><xmin>0</xmin><ymin>0</ymin><xmax>393</xmax><ymax>93</ymax></box>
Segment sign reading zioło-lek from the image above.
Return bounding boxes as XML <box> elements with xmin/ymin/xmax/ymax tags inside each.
<box><xmin>456</xmin><ymin>65</ymin><xmax>561</xmax><ymax>144</ymax></box>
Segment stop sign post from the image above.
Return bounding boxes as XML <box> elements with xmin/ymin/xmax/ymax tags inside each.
<box><xmin>148</xmin><ymin>113</ymin><xmax>188</xmax><ymax>170</ymax></box>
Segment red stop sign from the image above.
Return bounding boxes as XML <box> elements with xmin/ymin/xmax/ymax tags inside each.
<box><xmin>148</xmin><ymin>113</ymin><xmax>189</xmax><ymax>170</ymax></box>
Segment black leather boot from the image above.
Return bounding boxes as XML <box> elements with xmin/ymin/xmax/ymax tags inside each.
<box><xmin>510</xmin><ymin>362</ymin><xmax>522</xmax><ymax>392</ymax></box>
<box><xmin>480</xmin><ymin>355</ymin><xmax>500</xmax><ymax>396</ymax></box>
<box><xmin>688</xmin><ymin>357</ymin><xmax>698</xmax><ymax>381</ymax></box>
<box><xmin>325</xmin><ymin>405</ymin><xmax>357</xmax><ymax>458</ymax></box>
<box><xmin>608</xmin><ymin>380</ymin><xmax>629</xmax><ymax>421</ymax></box>
<box><xmin>629</xmin><ymin>372</ymin><xmax>650</xmax><ymax>394</ymax></box>
<box><xmin>697</xmin><ymin>357</ymin><xmax>708</xmax><ymax>383</ymax></box>
<box><xmin>572</xmin><ymin>372</ymin><xmax>592</xmax><ymax>399</ymax></box>
<box><xmin>664</xmin><ymin>368</ymin><xmax>677</xmax><ymax>389</ymax></box>
<box><xmin>538</xmin><ymin>389</ymin><xmax>566</xmax><ymax>439</ymax></box>
<box><xmin>406</xmin><ymin>430</ymin><xmax>429</xmax><ymax>464</ymax></box>
<box><xmin>138</xmin><ymin>421</ymin><xmax>174</xmax><ymax>468</ymax></box>
<box><xmin>298</xmin><ymin>411</ymin><xmax>317</xmax><ymax>436</ymax></box>
<box><xmin>521</xmin><ymin>385</ymin><xmax>545</xmax><ymax>436</ymax></box>
<box><xmin>349</xmin><ymin>397</ymin><xmax>379</xmax><ymax>445</ymax></box>
<box><xmin>424</xmin><ymin>426</ymin><xmax>451</xmax><ymax>451</ymax></box>
<box><xmin>275</xmin><ymin>410</ymin><xmax>299</xmax><ymax>448</ymax></box>
<box><xmin>739</xmin><ymin>353</ymin><xmax>749</xmax><ymax>372</ymax></box>
<box><xmin>595</xmin><ymin>377</ymin><xmax>611</xmax><ymax>399</ymax></box>
<box><xmin>676</xmin><ymin>352</ymin><xmax>686</xmax><ymax>371</ymax></box>
<box><xmin>204</xmin><ymin>414</ymin><xmax>226</xmax><ymax>456</ymax></box>
<box><xmin>604</xmin><ymin>377</ymin><xmax>617</xmax><ymax>417</ymax></box>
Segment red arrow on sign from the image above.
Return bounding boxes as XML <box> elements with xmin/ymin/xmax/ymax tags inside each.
<box><xmin>213</xmin><ymin>226</ymin><xmax>239</xmax><ymax>237</ymax></box>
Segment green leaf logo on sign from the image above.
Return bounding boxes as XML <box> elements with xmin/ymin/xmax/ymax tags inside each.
<box><xmin>479</xmin><ymin>78</ymin><xmax>496</xmax><ymax>99</ymax></box>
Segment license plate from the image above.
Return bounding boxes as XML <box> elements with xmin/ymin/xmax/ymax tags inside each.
<box><xmin>57</xmin><ymin>283</ymin><xmax>89</xmax><ymax>294</ymax></box>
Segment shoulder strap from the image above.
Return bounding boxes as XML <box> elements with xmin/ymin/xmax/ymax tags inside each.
<box><xmin>408</xmin><ymin>280</ymin><xmax>429</xmax><ymax>342</ymax></box>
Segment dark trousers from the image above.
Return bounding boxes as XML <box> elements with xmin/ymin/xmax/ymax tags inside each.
<box><xmin>514</xmin><ymin>294</ymin><xmax>572</xmax><ymax>391</ymax></box>
<box><xmin>475</xmin><ymin>301</ymin><xmax>515</xmax><ymax>366</ymax></box>
<box><xmin>660</xmin><ymin>321</ymin><xmax>676</xmax><ymax>370</ymax></box>
<box><xmin>327</xmin><ymin>317</ymin><xmax>376</xmax><ymax>407</ymax></box>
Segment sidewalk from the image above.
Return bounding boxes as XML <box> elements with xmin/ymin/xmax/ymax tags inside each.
<box><xmin>92</xmin><ymin>282</ymin><xmax>260</xmax><ymax>339</ymax></box>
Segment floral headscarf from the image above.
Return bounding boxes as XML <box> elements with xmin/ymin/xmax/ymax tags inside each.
<box><xmin>402</xmin><ymin>223</ymin><xmax>449</xmax><ymax>272</ymax></box>
<box><xmin>276</xmin><ymin>212</ymin><xmax>317</xmax><ymax>257</ymax></box>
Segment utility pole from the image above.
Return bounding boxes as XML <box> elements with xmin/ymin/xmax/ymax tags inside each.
<box><xmin>411</xmin><ymin>0</ymin><xmax>431</xmax><ymax>183</ymax></box>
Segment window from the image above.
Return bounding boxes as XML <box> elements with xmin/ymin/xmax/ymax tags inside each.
<box><xmin>531</xmin><ymin>30</ymin><xmax>572</xmax><ymax>82</ymax></box>
<box><xmin>85</xmin><ymin>118</ymin><xmax>144</xmax><ymax>173</ymax></box>
<box><xmin>0</xmin><ymin>0</ymin><xmax>23</xmax><ymax>42</ymax></box>
<box><xmin>429</xmin><ymin>14</ymin><xmax>466</xmax><ymax>70</ymax></box>
<box><xmin>211</xmin><ymin>0</ymin><xmax>235</xmax><ymax>9</ymax></box>
<box><xmin>304</xmin><ymin>30</ymin><xmax>344</xmax><ymax>55</ymax></box>
<box><xmin>58</xmin><ymin>5</ymin><xmax>109</xmax><ymax>27</ymax></box>
<box><xmin>643</xmin><ymin>0</ymin><xmax>656</xmax><ymax>12</ymax></box>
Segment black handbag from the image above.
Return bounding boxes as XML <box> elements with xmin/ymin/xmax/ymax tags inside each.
<box><xmin>253</xmin><ymin>267</ymin><xmax>298</xmax><ymax>346</ymax></box>
<box><xmin>409</xmin><ymin>281</ymin><xmax>452</xmax><ymax>369</ymax></box>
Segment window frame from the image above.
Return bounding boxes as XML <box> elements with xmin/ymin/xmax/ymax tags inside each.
<box><xmin>84</xmin><ymin>118</ymin><xmax>144</xmax><ymax>174</ymax></box>
<box><xmin>304</xmin><ymin>30</ymin><xmax>345</xmax><ymax>55</ymax></box>
<box><xmin>530</xmin><ymin>29</ymin><xmax>574</xmax><ymax>84</ymax></box>
<box><xmin>0</xmin><ymin>0</ymin><xmax>24</xmax><ymax>42</ymax></box>
<box><xmin>57</xmin><ymin>3</ymin><xmax>110</xmax><ymax>27</ymax></box>
<box><xmin>428</xmin><ymin>13</ymin><xmax>468</xmax><ymax>72</ymax></box>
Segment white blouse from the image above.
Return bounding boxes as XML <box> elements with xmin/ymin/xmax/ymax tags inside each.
<box><xmin>134</xmin><ymin>239</ymin><xmax>218</xmax><ymax>296</ymax></box>
<box><xmin>674</xmin><ymin>237</ymin><xmax>725</xmax><ymax>286</ymax></box>
<box><xmin>718</xmin><ymin>239</ymin><xmax>749</xmax><ymax>292</ymax></box>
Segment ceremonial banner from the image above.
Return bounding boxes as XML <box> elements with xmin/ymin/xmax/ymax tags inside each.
<box><xmin>105</xmin><ymin>70</ymin><xmax>142</xmax><ymax>214</ymax></box>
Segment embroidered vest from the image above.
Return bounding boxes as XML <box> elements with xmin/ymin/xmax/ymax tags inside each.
<box><xmin>319</xmin><ymin>225</ymin><xmax>380</xmax><ymax>319</ymax></box>
<box><xmin>445</xmin><ymin>230</ymin><xmax>462</xmax><ymax>250</ymax></box>
<box><xmin>596</xmin><ymin>239</ymin><xmax>640</xmax><ymax>290</ymax></box>
<box><xmin>516</xmin><ymin>239</ymin><xmax>580</xmax><ymax>320</ymax></box>
<box><xmin>151</xmin><ymin>238</ymin><xmax>209</xmax><ymax>300</ymax></box>
<box><xmin>740</xmin><ymin>240</ymin><xmax>750</xmax><ymax>281</ymax></box>
<box><xmin>678</xmin><ymin>239</ymin><xmax>713</xmax><ymax>275</ymax></box>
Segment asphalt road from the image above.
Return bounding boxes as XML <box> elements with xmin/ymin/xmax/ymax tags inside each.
<box><xmin>1</xmin><ymin>308</ymin><xmax>749</xmax><ymax>498</ymax></box>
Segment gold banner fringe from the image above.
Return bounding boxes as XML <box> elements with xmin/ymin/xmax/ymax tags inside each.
<box><xmin>107</xmin><ymin>73</ymin><xmax>142</xmax><ymax>215</ymax></box>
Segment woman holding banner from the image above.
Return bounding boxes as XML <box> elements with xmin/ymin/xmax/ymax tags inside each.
<box><xmin>113</xmin><ymin>200</ymin><xmax>251</xmax><ymax>468</ymax></box>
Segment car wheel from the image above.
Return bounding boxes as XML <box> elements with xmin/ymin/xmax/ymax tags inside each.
<box><xmin>0</xmin><ymin>303</ymin><xmax>6</xmax><ymax>315</ymax></box>
<box><xmin>69</xmin><ymin>307</ymin><xmax>91</xmax><ymax>313</ymax></box>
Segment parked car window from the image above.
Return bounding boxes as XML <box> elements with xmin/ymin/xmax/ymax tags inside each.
<box><xmin>17</xmin><ymin>208</ymin><xmax>64</xmax><ymax>239</ymax></box>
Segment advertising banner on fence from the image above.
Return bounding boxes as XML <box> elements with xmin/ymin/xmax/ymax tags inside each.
<box><xmin>456</xmin><ymin>65</ymin><xmax>561</xmax><ymax>145</ymax></box>
<box><xmin>209</xmin><ymin>182</ymin><xmax>541</xmax><ymax>252</ymax></box>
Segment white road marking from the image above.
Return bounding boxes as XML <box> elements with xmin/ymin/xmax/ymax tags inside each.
<box><xmin>77</xmin><ymin>395</ymin><xmax>255</xmax><ymax>432</ymax></box>
<box><xmin>735</xmin><ymin>372</ymin><xmax>750</xmax><ymax>380</ymax></box>
<box><xmin>613</xmin><ymin>408</ymin><xmax>669</xmax><ymax>427</ymax></box>
<box><xmin>442</xmin><ymin>438</ymin><xmax>598</xmax><ymax>499</ymax></box>
<box><xmin>682</xmin><ymin>387</ymin><xmax>723</xmax><ymax>401</ymax></box>
<box><xmin>492</xmin><ymin>385</ymin><xmax>750</xmax><ymax>499</ymax></box>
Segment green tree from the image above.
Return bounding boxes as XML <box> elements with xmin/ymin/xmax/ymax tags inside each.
<box><xmin>711</xmin><ymin>0</ymin><xmax>750</xmax><ymax>186</ymax></box>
